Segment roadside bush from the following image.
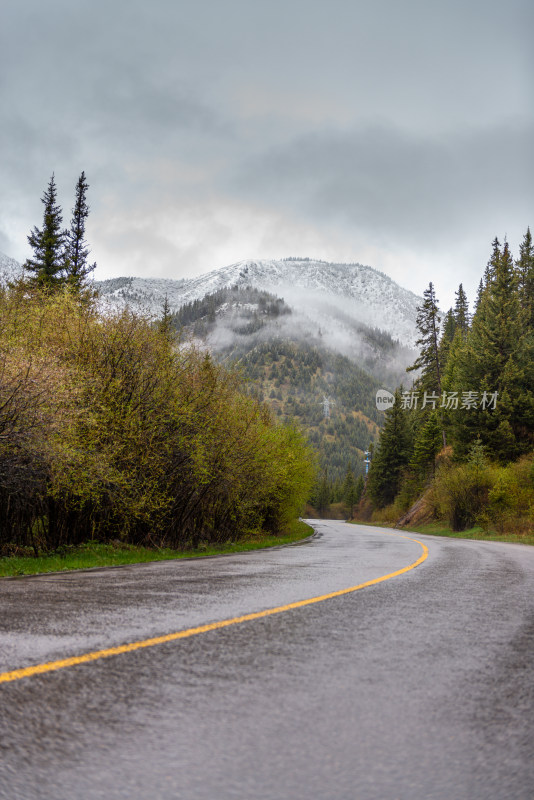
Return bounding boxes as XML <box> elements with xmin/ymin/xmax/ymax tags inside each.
<box><xmin>484</xmin><ymin>456</ymin><xmax>534</xmax><ymax>534</ymax></box>
<box><xmin>0</xmin><ymin>288</ymin><xmax>316</xmax><ymax>552</ymax></box>
<box><xmin>430</xmin><ymin>452</ymin><xmax>534</xmax><ymax>534</ymax></box>
<box><xmin>432</xmin><ymin>462</ymin><xmax>494</xmax><ymax>531</ymax></box>
<box><xmin>370</xmin><ymin>501</ymin><xmax>403</xmax><ymax>525</ymax></box>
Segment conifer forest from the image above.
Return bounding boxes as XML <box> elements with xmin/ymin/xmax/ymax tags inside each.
<box><xmin>364</xmin><ymin>230</ymin><xmax>534</xmax><ymax>534</ymax></box>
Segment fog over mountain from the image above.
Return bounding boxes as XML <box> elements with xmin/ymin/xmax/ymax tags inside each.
<box><xmin>96</xmin><ymin>258</ymin><xmax>419</xmax><ymax>336</ymax></box>
<box><xmin>0</xmin><ymin>250</ymin><xmax>421</xmax><ymax>477</ymax></box>
<box><xmin>0</xmin><ymin>251</ymin><xmax>420</xmax><ymax>380</ymax></box>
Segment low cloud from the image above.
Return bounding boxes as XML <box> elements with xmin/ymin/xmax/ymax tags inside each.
<box><xmin>232</xmin><ymin>122</ymin><xmax>533</xmax><ymax>251</ymax></box>
<box><xmin>1</xmin><ymin>0</ymin><xmax>532</xmax><ymax>311</ymax></box>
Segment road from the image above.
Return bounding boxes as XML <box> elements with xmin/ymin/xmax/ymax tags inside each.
<box><xmin>1</xmin><ymin>520</ymin><xmax>533</xmax><ymax>800</ymax></box>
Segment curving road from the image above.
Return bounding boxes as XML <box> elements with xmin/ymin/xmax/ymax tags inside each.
<box><xmin>1</xmin><ymin>520</ymin><xmax>533</xmax><ymax>799</ymax></box>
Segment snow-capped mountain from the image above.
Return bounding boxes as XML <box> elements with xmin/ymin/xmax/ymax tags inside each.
<box><xmin>0</xmin><ymin>252</ymin><xmax>422</xmax><ymax>350</ymax></box>
<box><xmin>95</xmin><ymin>258</ymin><xmax>422</xmax><ymax>346</ymax></box>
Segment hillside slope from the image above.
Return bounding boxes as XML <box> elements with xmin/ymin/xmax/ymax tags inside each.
<box><xmin>96</xmin><ymin>257</ymin><xmax>421</xmax><ymax>347</ymax></box>
<box><xmin>171</xmin><ymin>286</ymin><xmax>383</xmax><ymax>481</ymax></box>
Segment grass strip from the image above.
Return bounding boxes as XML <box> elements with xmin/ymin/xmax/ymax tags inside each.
<box><xmin>403</xmin><ymin>521</ymin><xmax>534</xmax><ymax>546</ymax></box>
<box><xmin>0</xmin><ymin>520</ymin><xmax>313</xmax><ymax>578</ymax></box>
<box><xmin>348</xmin><ymin>518</ymin><xmax>534</xmax><ymax>545</ymax></box>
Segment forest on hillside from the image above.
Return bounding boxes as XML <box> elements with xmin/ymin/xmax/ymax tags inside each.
<box><xmin>170</xmin><ymin>287</ymin><xmax>391</xmax><ymax>498</ymax></box>
<box><xmin>364</xmin><ymin>230</ymin><xmax>534</xmax><ymax>534</ymax></box>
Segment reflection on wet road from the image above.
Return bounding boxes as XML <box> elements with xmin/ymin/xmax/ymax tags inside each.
<box><xmin>1</xmin><ymin>521</ymin><xmax>533</xmax><ymax>799</ymax></box>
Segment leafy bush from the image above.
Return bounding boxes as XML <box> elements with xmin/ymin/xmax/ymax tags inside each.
<box><xmin>484</xmin><ymin>457</ymin><xmax>534</xmax><ymax>533</ymax></box>
<box><xmin>0</xmin><ymin>288</ymin><xmax>316</xmax><ymax>553</ymax></box>
<box><xmin>432</xmin><ymin>463</ymin><xmax>493</xmax><ymax>531</ymax></box>
<box><xmin>430</xmin><ymin>451</ymin><xmax>534</xmax><ymax>534</ymax></box>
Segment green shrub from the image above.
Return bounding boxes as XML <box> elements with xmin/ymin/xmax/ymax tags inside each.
<box><xmin>432</xmin><ymin>462</ymin><xmax>494</xmax><ymax>531</ymax></box>
<box><xmin>0</xmin><ymin>289</ymin><xmax>316</xmax><ymax>552</ymax></box>
<box><xmin>431</xmin><ymin>453</ymin><xmax>534</xmax><ymax>534</ymax></box>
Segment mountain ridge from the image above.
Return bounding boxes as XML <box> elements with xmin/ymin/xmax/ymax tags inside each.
<box><xmin>94</xmin><ymin>257</ymin><xmax>422</xmax><ymax>346</ymax></box>
<box><xmin>0</xmin><ymin>250</ymin><xmax>421</xmax><ymax>482</ymax></box>
<box><xmin>0</xmin><ymin>251</ymin><xmax>422</xmax><ymax>352</ymax></box>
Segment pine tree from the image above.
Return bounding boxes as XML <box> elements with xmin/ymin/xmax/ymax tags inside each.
<box><xmin>516</xmin><ymin>227</ymin><xmax>534</xmax><ymax>329</ymax></box>
<box><xmin>438</xmin><ymin>308</ymin><xmax>456</xmax><ymax>370</ymax></box>
<box><xmin>453</xmin><ymin>283</ymin><xmax>470</xmax><ymax>337</ymax></box>
<box><xmin>406</xmin><ymin>282</ymin><xmax>446</xmax><ymax>448</ymax></box>
<box><xmin>64</xmin><ymin>171</ymin><xmax>96</xmax><ymax>290</ymax></box>
<box><xmin>158</xmin><ymin>294</ymin><xmax>173</xmax><ymax>338</ymax></box>
<box><xmin>473</xmin><ymin>238</ymin><xmax>502</xmax><ymax>328</ymax></box>
<box><xmin>450</xmin><ymin>238</ymin><xmax>529</xmax><ymax>460</ymax></box>
<box><xmin>484</xmin><ymin>237</ymin><xmax>500</xmax><ymax>289</ymax></box>
<box><xmin>24</xmin><ymin>174</ymin><xmax>65</xmax><ymax>289</ymax></box>
<box><xmin>411</xmin><ymin>412</ymin><xmax>442</xmax><ymax>478</ymax></box>
<box><xmin>406</xmin><ymin>282</ymin><xmax>442</xmax><ymax>394</ymax></box>
<box><xmin>474</xmin><ymin>279</ymin><xmax>484</xmax><ymax>313</ymax></box>
<box><xmin>475</xmin><ymin>240</ymin><xmax>520</xmax><ymax>383</ymax></box>
<box><xmin>367</xmin><ymin>390</ymin><xmax>412</xmax><ymax>507</ymax></box>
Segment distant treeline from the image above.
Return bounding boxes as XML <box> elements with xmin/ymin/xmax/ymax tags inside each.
<box><xmin>171</xmin><ymin>285</ymin><xmax>291</xmax><ymax>331</ymax></box>
<box><xmin>231</xmin><ymin>339</ymin><xmax>380</xmax><ymax>490</ymax></box>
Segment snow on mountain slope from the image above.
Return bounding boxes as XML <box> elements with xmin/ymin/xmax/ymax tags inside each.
<box><xmin>0</xmin><ymin>251</ymin><xmax>23</xmax><ymax>284</ymax></box>
<box><xmin>0</xmin><ymin>253</ymin><xmax>422</xmax><ymax>346</ymax></box>
<box><xmin>95</xmin><ymin>259</ymin><xmax>422</xmax><ymax>345</ymax></box>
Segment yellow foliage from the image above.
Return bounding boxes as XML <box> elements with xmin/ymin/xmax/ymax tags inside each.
<box><xmin>0</xmin><ymin>289</ymin><xmax>316</xmax><ymax>552</ymax></box>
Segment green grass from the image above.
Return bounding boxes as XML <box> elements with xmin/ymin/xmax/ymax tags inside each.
<box><xmin>348</xmin><ymin>518</ymin><xmax>534</xmax><ymax>545</ymax></box>
<box><xmin>0</xmin><ymin>520</ymin><xmax>314</xmax><ymax>578</ymax></box>
<box><xmin>404</xmin><ymin>521</ymin><xmax>534</xmax><ymax>546</ymax></box>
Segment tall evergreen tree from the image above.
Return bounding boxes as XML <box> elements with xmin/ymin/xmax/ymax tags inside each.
<box><xmin>158</xmin><ymin>294</ymin><xmax>173</xmax><ymax>338</ymax></box>
<box><xmin>367</xmin><ymin>390</ymin><xmax>412</xmax><ymax>508</ymax></box>
<box><xmin>64</xmin><ymin>171</ymin><xmax>96</xmax><ymax>289</ymax></box>
<box><xmin>483</xmin><ymin>237</ymin><xmax>500</xmax><ymax>289</ymax></box>
<box><xmin>471</xmin><ymin>239</ymin><xmax>501</xmax><ymax>333</ymax></box>
<box><xmin>475</xmin><ymin>240</ymin><xmax>520</xmax><ymax>383</ymax></box>
<box><xmin>438</xmin><ymin>308</ymin><xmax>456</xmax><ymax>370</ymax></box>
<box><xmin>449</xmin><ymin>238</ymin><xmax>529</xmax><ymax>460</ymax></box>
<box><xmin>411</xmin><ymin>412</ymin><xmax>442</xmax><ymax>479</ymax></box>
<box><xmin>453</xmin><ymin>283</ymin><xmax>470</xmax><ymax>336</ymax></box>
<box><xmin>474</xmin><ymin>278</ymin><xmax>484</xmax><ymax>313</ymax></box>
<box><xmin>406</xmin><ymin>282</ymin><xmax>446</xmax><ymax>448</ymax></box>
<box><xmin>24</xmin><ymin>174</ymin><xmax>65</xmax><ymax>289</ymax></box>
<box><xmin>516</xmin><ymin>227</ymin><xmax>534</xmax><ymax>329</ymax></box>
<box><xmin>406</xmin><ymin>282</ymin><xmax>442</xmax><ymax>394</ymax></box>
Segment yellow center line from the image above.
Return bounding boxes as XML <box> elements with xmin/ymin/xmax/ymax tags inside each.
<box><xmin>0</xmin><ymin>531</ymin><xmax>428</xmax><ymax>685</ymax></box>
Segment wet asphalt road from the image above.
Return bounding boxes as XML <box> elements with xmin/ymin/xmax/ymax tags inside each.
<box><xmin>1</xmin><ymin>521</ymin><xmax>533</xmax><ymax>800</ymax></box>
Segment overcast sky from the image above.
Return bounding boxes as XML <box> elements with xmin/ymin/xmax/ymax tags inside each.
<box><xmin>2</xmin><ymin>0</ymin><xmax>532</xmax><ymax>307</ymax></box>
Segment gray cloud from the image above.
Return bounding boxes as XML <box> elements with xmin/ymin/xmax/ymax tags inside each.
<box><xmin>1</xmin><ymin>0</ymin><xmax>532</xmax><ymax>306</ymax></box>
<box><xmin>231</xmin><ymin>122</ymin><xmax>534</xmax><ymax>249</ymax></box>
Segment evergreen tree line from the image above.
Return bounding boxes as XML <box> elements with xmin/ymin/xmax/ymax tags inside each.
<box><xmin>21</xmin><ymin>173</ymin><xmax>96</xmax><ymax>293</ymax></box>
<box><xmin>310</xmin><ymin>465</ymin><xmax>365</xmax><ymax>518</ymax></box>
<box><xmin>231</xmin><ymin>339</ymin><xmax>380</xmax><ymax>486</ymax></box>
<box><xmin>367</xmin><ymin>230</ymin><xmax>534</xmax><ymax>530</ymax></box>
<box><xmin>172</xmin><ymin>286</ymin><xmax>291</xmax><ymax>330</ymax></box>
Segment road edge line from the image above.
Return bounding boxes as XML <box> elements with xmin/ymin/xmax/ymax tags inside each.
<box><xmin>0</xmin><ymin>532</ymin><xmax>428</xmax><ymax>685</ymax></box>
